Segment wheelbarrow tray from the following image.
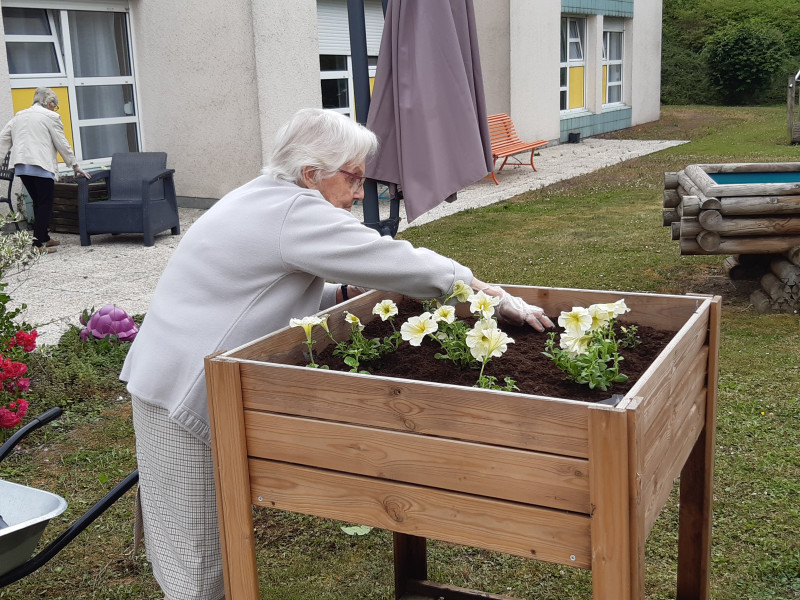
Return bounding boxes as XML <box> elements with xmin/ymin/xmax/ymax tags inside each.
<box><xmin>0</xmin><ymin>479</ymin><xmax>67</xmax><ymax>576</ymax></box>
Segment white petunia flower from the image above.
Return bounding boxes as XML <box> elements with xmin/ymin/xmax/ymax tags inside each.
<box><xmin>432</xmin><ymin>304</ymin><xmax>456</xmax><ymax>324</ymax></box>
<box><xmin>559</xmin><ymin>332</ymin><xmax>592</xmax><ymax>357</ymax></box>
<box><xmin>558</xmin><ymin>307</ymin><xmax>592</xmax><ymax>335</ymax></box>
<box><xmin>468</xmin><ymin>290</ymin><xmax>501</xmax><ymax>319</ymax></box>
<box><xmin>400</xmin><ymin>312</ymin><xmax>438</xmax><ymax>346</ymax></box>
<box><xmin>451</xmin><ymin>280</ymin><xmax>473</xmax><ymax>303</ymax></box>
<box><xmin>372</xmin><ymin>299</ymin><xmax>398</xmax><ymax>321</ymax></box>
<box><xmin>587</xmin><ymin>304</ymin><xmax>611</xmax><ymax>332</ymax></box>
<box><xmin>290</xmin><ymin>315</ymin><xmax>323</xmax><ymax>340</ymax></box>
<box><xmin>344</xmin><ymin>311</ymin><xmax>364</xmax><ymax>332</ymax></box>
<box><xmin>466</xmin><ymin>319</ymin><xmax>514</xmax><ymax>361</ymax></box>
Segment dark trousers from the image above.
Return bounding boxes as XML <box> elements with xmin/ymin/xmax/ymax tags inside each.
<box><xmin>20</xmin><ymin>174</ymin><xmax>55</xmax><ymax>247</ymax></box>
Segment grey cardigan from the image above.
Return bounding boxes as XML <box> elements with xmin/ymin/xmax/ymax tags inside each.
<box><xmin>120</xmin><ymin>175</ymin><xmax>473</xmax><ymax>444</ymax></box>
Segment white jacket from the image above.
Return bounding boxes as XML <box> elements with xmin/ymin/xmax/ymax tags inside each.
<box><xmin>120</xmin><ymin>175</ymin><xmax>473</xmax><ymax>445</ymax></box>
<box><xmin>0</xmin><ymin>103</ymin><xmax>77</xmax><ymax>174</ymax></box>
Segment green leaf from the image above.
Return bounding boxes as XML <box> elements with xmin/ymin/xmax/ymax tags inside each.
<box><xmin>340</xmin><ymin>525</ymin><xmax>373</xmax><ymax>536</ymax></box>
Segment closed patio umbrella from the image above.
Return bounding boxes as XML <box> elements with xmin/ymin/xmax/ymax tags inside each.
<box><xmin>364</xmin><ymin>0</ymin><xmax>493</xmax><ymax>223</ymax></box>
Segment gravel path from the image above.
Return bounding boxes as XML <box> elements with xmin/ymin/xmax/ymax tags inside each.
<box><xmin>4</xmin><ymin>138</ymin><xmax>686</xmax><ymax>347</ymax></box>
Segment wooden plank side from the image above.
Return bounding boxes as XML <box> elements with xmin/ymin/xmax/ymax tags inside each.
<box><xmin>239</xmin><ymin>363</ymin><xmax>592</xmax><ymax>457</ymax></box>
<box><xmin>641</xmin><ymin>347</ymin><xmax>709</xmax><ymax>449</ymax></box>
<box><xmin>248</xmin><ymin>459</ymin><xmax>592</xmax><ymax>568</ymax></box>
<box><xmin>205</xmin><ymin>356</ymin><xmax>259</xmax><ymax>600</ymax></box>
<box><xmin>643</xmin><ymin>387</ymin><xmax>706</xmax><ymax>536</ymax></box>
<box><xmin>626</xmin><ymin>300</ymin><xmax>710</xmax><ymax>430</ymax></box>
<box><xmin>588</xmin><ymin>406</ymin><xmax>631</xmax><ymax>600</ymax></box>
<box><xmin>243</xmin><ymin>411</ymin><xmax>590</xmax><ymax>513</ymax></box>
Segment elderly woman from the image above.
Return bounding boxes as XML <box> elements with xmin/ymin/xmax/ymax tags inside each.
<box><xmin>121</xmin><ymin>107</ymin><xmax>553</xmax><ymax>600</ymax></box>
<box><xmin>0</xmin><ymin>87</ymin><xmax>90</xmax><ymax>253</ymax></box>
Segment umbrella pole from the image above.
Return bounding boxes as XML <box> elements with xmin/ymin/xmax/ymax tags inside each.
<box><xmin>348</xmin><ymin>0</ymin><xmax>400</xmax><ymax>237</ymax></box>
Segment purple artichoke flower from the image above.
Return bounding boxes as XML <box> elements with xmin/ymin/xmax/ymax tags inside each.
<box><xmin>80</xmin><ymin>305</ymin><xmax>138</xmax><ymax>342</ymax></box>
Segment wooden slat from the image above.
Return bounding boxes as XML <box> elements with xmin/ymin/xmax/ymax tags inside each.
<box><xmin>240</xmin><ymin>363</ymin><xmax>591</xmax><ymax>457</ymax></box>
<box><xmin>205</xmin><ymin>356</ymin><xmax>259</xmax><ymax>600</ymax></box>
<box><xmin>243</xmin><ymin>411</ymin><xmax>590</xmax><ymax>513</ymax></box>
<box><xmin>248</xmin><ymin>459</ymin><xmax>592</xmax><ymax>568</ymax></box>
<box><xmin>588</xmin><ymin>405</ymin><xmax>631</xmax><ymax>600</ymax></box>
<box><xmin>626</xmin><ymin>299</ymin><xmax>710</xmax><ymax>424</ymax></box>
<box><xmin>641</xmin><ymin>346</ymin><xmax>708</xmax><ymax>448</ymax></box>
<box><xmin>643</xmin><ymin>386</ymin><xmax>706</xmax><ymax>535</ymax></box>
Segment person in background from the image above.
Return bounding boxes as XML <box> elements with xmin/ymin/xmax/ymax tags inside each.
<box><xmin>0</xmin><ymin>87</ymin><xmax>91</xmax><ymax>253</ymax></box>
<box><xmin>121</xmin><ymin>107</ymin><xmax>554</xmax><ymax>600</ymax></box>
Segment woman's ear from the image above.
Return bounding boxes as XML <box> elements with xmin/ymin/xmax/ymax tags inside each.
<box><xmin>300</xmin><ymin>166</ymin><xmax>318</xmax><ymax>189</ymax></box>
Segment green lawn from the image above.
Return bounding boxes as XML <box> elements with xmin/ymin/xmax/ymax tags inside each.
<box><xmin>1</xmin><ymin>105</ymin><xmax>798</xmax><ymax>599</ymax></box>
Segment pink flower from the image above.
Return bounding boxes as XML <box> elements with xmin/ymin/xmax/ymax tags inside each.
<box><xmin>0</xmin><ymin>398</ymin><xmax>28</xmax><ymax>429</ymax></box>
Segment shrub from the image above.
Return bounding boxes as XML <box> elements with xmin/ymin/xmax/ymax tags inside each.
<box><xmin>702</xmin><ymin>19</ymin><xmax>789</xmax><ymax>105</ymax></box>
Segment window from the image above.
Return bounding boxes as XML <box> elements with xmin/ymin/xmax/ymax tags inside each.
<box><xmin>2</xmin><ymin>5</ymin><xmax>139</xmax><ymax>165</ymax></box>
<box><xmin>560</xmin><ymin>17</ymin><xmax>586</xmax><ymax>112</ymax></box>
<box><xmin>602</xmin><ymin>30</ymin><xmax>624</xmax><ymax>105</ymax></box>
<box><xmin>319</xmin><ymin>54</ymin><xmax>377</xmax><ymax>119</ymax></box>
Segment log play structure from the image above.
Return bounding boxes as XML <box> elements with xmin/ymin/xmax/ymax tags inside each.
<box><xmin>662</xmin><ymin>162</ymin><xmax>800</xmax><ymax>314</ymax></box>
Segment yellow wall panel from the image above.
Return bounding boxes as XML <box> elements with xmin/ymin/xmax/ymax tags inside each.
<box><xmin>602</xmin><ymin>65</ymin><xmax>608</xmax><ymax>104</ymax></box>
<box><xmin>11</xmin><ymin>87</ymin><xmax>75</xmax><ymax>161</ymax></box>
<box><xmin>568</xmin><ymin>66</ymin><xmax>584</xmax><ymax>110</ymax></box>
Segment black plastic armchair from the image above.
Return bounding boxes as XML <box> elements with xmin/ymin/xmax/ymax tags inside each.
<box><xmin>77</xmin><ymin>152</ymin><xmax>180</xmax><ymax>247</ymax></box>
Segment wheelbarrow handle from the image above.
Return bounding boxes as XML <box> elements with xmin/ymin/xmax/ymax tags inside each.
<box><xmin>0</xmin><ymin>469</ymin><xmax>140</xmax><ymax>587</ymax></box>
<box><xmin>0</xmin><ymin>407</ymin><xmax>63</xmax><ymax>463</ymax></box>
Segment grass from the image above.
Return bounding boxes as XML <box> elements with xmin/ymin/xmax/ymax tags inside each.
<box><xmin>1</xmin><ymin>104</ymin><xmax>799</xmax><ymax>599</ymax></box>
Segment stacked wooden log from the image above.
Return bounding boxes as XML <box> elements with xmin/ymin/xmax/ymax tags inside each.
<box><xmin>663</xmin><ymin>167</ymin><xmax>800</xmax><ymax>256</ymax></box>
<box><xmin>748</xmin><ymin>248</ymin><xmax>800</xmax><ymax>314</ymax></box>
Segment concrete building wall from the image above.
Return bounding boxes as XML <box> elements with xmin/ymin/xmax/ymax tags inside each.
<box><xmin>129</xmin><ymin>0</ymin><xmax>262</xmax><ymax>201</ymax></box>
<box><xmin>629</xmin><ymin>0</ymin><xmax>662</xmax><ymax>125</ymax></box>
<box><xmin>472</xmin><ymin>1</ymin><xmax>510</xmax><ymax>116</ymax></box>
<box><xmin>128</xmin><ymin>0</ymin><xmax>321</xmax><ymax>203</ymax></box>
<box><xmin>509</xmin><ymin>0</ymin><xmax>561</xmax><ymax>142</ymax></box>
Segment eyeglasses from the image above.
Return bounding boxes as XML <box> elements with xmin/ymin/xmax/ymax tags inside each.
<box><xmin>338</xmin><ymin>168</ymin><xmax>366</xmax><ymax>191</ymax></box>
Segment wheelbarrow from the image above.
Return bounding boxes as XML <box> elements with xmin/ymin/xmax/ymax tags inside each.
<box><xmin>0</xmin><ymin>407</ymin><xmax>139</xmax><ymax>586</ymax></box>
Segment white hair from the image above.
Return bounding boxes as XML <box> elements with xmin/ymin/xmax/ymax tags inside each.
<box><xmin>264</xmin><ymin>108</ymin><xmax>378</xmax><ymax>185</ymax></box>
<box><xmin>32</xmin><ymin>87</ymin><xmax>59</xmax><ymax>108</ymax></box>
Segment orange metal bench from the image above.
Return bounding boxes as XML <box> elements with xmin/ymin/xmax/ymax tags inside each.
<box><xmin>487</xmin><ymin>113</ymin><xmax>548</xmax><ymax>184</ymax></box>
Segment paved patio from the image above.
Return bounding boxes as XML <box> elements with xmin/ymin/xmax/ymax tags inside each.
<box><xmin>3</xmin><ymin>137</ymin><xmax>685</xmax><ymax>346</ymax></box>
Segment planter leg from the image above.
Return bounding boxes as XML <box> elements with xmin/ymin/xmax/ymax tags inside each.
<box><xmin>393</xmin><ymin>533</ymin><xmax>427</xmax><ymax>599</ymax></box>
<box><xmin>677</xmin><ymin>294</ymin><xmax>719</xmax><ymax>600</ymax></box>
<box><xmin>676</xmin><ymin>426</ymin><xmax>714</xmax><ymax>600</ymax></box>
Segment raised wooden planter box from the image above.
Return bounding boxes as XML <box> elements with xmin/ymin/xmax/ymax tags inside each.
<box><xmin>205</xmin><ymin>285</ymin><xmax>721</xmax><ymax>600</ymax></box>
<box><xmin>50</xmin><ymin>181</ymin><xmax>107</xmax><ymax>234</ymax></box>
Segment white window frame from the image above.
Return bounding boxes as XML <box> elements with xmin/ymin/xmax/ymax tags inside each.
<box><xmin>2</xmin><ymin>1</ymin><xmax>139</xmax><ymax>169</ymax></box>
<box><xmin>560</xmin><ymin>16</ymin><xmax>586</xmax><ymax>114</ymax></box>
<box><xmin>602</xmin><ymin>29</ymin><xmax>624</xmax><ymax>107</ymax></box>
<box><xmin>319</xmin><ymin>54</ymin><xmax>377</xmax><ymax>120</ymax></box>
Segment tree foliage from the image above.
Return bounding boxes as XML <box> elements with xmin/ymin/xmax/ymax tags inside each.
<box><xmin>661</xmin><ymin>0</ymin><xmax>800</xmax><ymax>105</ymax></box>
<box><xmin>703</xmin><ymin>20</ymin><xmax>789</xmax><ymax>105</ymax></box>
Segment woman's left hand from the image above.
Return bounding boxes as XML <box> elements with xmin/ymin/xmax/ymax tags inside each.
<box><xmin>471</xmin><ymin>279</ymin><xmax>554</xmax><ymax>331</ymax></box>
<box><xmin>73</xmin><ymin>165</ymin><xmax>91</xmax><ymax>179</ymax></box>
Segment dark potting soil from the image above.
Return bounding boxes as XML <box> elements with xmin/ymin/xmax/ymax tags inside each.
<box><xmin>311</xmin><ymin>298</ymin><xmax>675</xmax><ymax>403</ymax></box>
